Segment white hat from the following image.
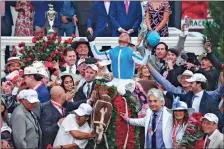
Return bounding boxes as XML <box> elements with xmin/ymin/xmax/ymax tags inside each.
<box><xmin>86</xmin><ymin>64</ymin><xmax>98</xmax><ymax>72</ymax></box>
<box><xmin>77</xmin><ymin>59</ymin><xmax>85</xmax><ymax>66</ymax></box>
<box><xmin>59</xmin><ymin>72</ymin><xmax>82</xmax><ymax>83</ymax></box>
<box><xmin>167</xmin><ymin>96</ymin><xmax>194</xmax><ymax>115</ymax></box>
<box><xmin>23</xmin><ymin>66</ymin><xmax>39</xmax><ymax>76</ymax></box>
<box><xmin>17</xmin><ymin>89</ymin><xmax>40</xmax><ymax>103</ymax></box>
<box><xmin>177</xmin><ymin>70</ymin><xmax>193</xmax><ymax>83</ymax></box>
<box><xmin>6</xmin><ymin>70</ymin><xmax>19</xmax><ymax>81</ymax></box>
<box><xmin>74</xmin><ymin>103</ymin><xmax>92</xmax><ymax>116</ymax></box>
<box><xmin>32</xmin><ymin>61</ymin><xmax>45</xmax><ymax>70</ymax></box>
<box><xmin>186</xmin><ymin>73</ymin><xmax>207</xmax><ymax>83</ymax></box>
<box><xmin>200</xmin><ymin>113</ymin><xmax>219</xmax><ymax>124</ymax></box>
<box><xmin>98</xmin><ymin>60</ymin><xmax>111</xmax><ymax>67</ymax></box>
<box><xmin>6</xmin><ymin>57</ymin><xmax>23</xmax><ymax>66</ymax></box>
<box><xmin>37</xmin><ymin>68</ymin><xmax>49</xmax><ymax>79</ymax></box>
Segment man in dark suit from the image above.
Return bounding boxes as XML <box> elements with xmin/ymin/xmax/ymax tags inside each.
<box><xmin>1</xmin><ymin>1</ymin><xmax>16</xmax><ymax>63</ymax></box>
<box><xmin>110</xmin><ymin>1</ymin><xmax>142</xmax><ymax>37</ymax></box>
<box><xmin>40</xmin><ymin>86</ymin><xmax>85</xmax><ymax>148</ymax></box>
<box><xmin>74</xmin><ymin>64</ymin><xmax>97</xmax><ymax>103</ymax></box>
<box><xmin>87</xmin><ymin>1</ymin><xmax>113</xmax><ymax>37</ymax></box>
<box><xmin>165</xmin><ymin>73</ymin><xmax>223</xmax><ymax>130</ymax></box>
<box><xmin>73</xmin><ymin>1</ymin><xmax>94</xmax><ymax>37</ymax></box>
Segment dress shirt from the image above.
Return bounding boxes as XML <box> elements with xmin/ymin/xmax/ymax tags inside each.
<box><xmin>203</xmin><ymin>129</ymin><xmax>218</xmax><ymax>149</ymax></box>
<box><xmin>65</xmin><ymin>64</ymin><xmax>77</xmax><ymax>74</ymax></box>
<box><xmin>33</xmin><ymin>82</ymin><xmax>42</xmax><ymax>90</ymax></box>
<box><xmin>51</xmin><ymin>100</ymin><xmax>63</xmax><ymax>115</ymax></box>
<box><xmin>104</xmin><ymin>2</ymin><xmax>110</xmax><ymax>15</ymax></box>
<box><xmin>83</xmin><ymin>81</ymin><xmax>93</xmax><ymax>98</ymax></box>
<box><xmin>192</xmin><ymin>90</ymin><xmax>204</xmax><ymax>112</ymax></box>
<box><xmin>146</xmin><ymin>107</ymin><xmax>165</xmax><ymax>148</ymax></box>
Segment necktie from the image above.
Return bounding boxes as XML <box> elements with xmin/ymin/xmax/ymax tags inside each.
<box><xmin>87</xmin><ymin>83</ymin><xmax>91</xmax><ymax>98</ymax></box>
<box><xmin>69</xmin><ymin>67</ymin><xmax>72</xmax><ymax>73</ymax></box>
<box><xmin>125</xmin><ymin>1</ymin><xmax>129</xmax><ymax>14</ymax></box>
<box><xmin>204</xmin><ymin>138</ymin><xmax>210</xmax><ymax>149</ymax></box>
<box><xmin>1</xmin><ymin>0</ymin><xmax>5</xmax><ymax>16</ymax></box>
<box><xmin>152</xmin><ymin>113</ymin><xmax>157</xmax><ymax>148</ymax></box>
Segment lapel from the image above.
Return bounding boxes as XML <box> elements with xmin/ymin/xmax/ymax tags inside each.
<box><xmin>49</xmin><ymin>102</ymin><xmax>63</xmax><ymax>117</ymax></box>
<box><xmin>145</xmin><ymin>109</ymin><xmax>152</xmax><ymax>136</ymax></box>
<box><xmin>208</xmin><ymin>130</ymin><xmax>219</xmax><ymax>148</ymax></box>
<box><xmin>23</xmin><ymin>105</ymin><xmax>38</xmax><ymax>131</ymax></box>
<box><xmin>199</xmin><ymin>91</ymin><xmax>206</xmax><ymax>114</ymax></box>
<box><xmin>101</xmin><ymin>1</ymin><xmax>108</xmax><ymax>16</ymax></box>
<box><xmin>162</xmin><ymin>107</ymin><xmax>169</xmax><ymax>137</ymax></box>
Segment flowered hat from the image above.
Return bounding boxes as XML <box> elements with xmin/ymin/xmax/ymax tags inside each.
<box><xmin>167</xmin><ymin>96</ymin><xmax>194</xmax><ymax>115</ymax></box>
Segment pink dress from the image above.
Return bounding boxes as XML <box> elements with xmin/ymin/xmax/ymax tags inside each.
<box><xmin>14</xmin><ymin>1</ymin><xmax>34</xmax><ymax>36</ymax></box>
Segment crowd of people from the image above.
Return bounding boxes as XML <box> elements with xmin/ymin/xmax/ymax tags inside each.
<box><xmin>1</xmin><ymin>0</ymin><xmax>224</xmax><ymax>149</ymax></box>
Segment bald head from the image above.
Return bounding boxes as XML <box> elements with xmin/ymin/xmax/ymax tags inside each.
<box><xmin>50</xmin><ymin>86</ymin><xmax>65</xmax><ymax>101</ymax></box>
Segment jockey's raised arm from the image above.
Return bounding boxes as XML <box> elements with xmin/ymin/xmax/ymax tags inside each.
<box><xmin>89</xmin><ymin>41</ymin><xmax>110</xmax><ymax>60</ymax></box>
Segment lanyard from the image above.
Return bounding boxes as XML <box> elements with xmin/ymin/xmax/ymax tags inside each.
<box><xmin>149</xmin><ymin>110</ymin><xmax>163</xmax><ymax>136</ymax></box>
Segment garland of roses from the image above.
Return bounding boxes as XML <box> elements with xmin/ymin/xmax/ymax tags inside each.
<box><xmin>87</xmin><ymin>80</ymin><xmax>140</xmax><ymax>149</ymax></box>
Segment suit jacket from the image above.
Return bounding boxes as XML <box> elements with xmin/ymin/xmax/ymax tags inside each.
<box><xmin>110</xmin><ymin>1</ymin><xmax>142</xmax><ymax>37</ymax></box>
<box><xmin>87</xmin><ymin>1</ymin><xmax>112</xmax><ymax>37</ymax></box>
<box><xmin>31</xmin><ymin>1</ymin><xmax>63</xmax><ymax>27</ymax></box>
<box><xmin>166</xmin><ymin>91</ymin><xmax>223</xmax><ymax>129</ymax></box>
<box><xmin>73</xmin><ymin>1</ymin><xmax>94</xmax><ymax>26</ymax></box>
<box><xmin>4</xmin><ymin>1</ymin><xmax>16</xmax><ymax>27</ymax></box>
<box><xmin>129</xmin><ymin>107</ymin><xmax>173</xmax><ymax>148</ymax></box>
<box><xmin>40</xmin><ymin>101</ymin><xmax>64</xmax><ymax>149</ymax></box>
<box><xmin>74</xmin><ymin>81</ymin><xmax>96</xmax><ymax>102</ymax></box>
<box><xmin>10</xmin><ymin>104</ymin><xmax>42</xmax><ymax>149</ymax></box>
<box><xmin>208</xmin><ymin>130</ymin><xmax>224</xmax><ymax>148</ymax></box>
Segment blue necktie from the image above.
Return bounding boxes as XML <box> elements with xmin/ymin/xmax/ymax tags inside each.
<box><xmin>152</xmin><ymin>113</ymin><xmax>157</xmax><ymax>148</ymax></box>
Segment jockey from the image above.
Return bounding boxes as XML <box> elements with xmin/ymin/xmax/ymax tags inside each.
<box><xmin>88</xmin><ymin>32</ymin><xmax>155</xmax><ymax>95</ymax></box>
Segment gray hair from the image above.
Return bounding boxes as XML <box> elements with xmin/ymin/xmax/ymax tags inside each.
<box><xmin>147</xmin><ymin>88</ymin><xmax>165</xmax><ymax>103</ymax></box>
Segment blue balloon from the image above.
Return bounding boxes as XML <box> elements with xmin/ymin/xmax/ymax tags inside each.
<box><xmin>145</xmin><ymin>31</ymin><xmax>160</xmax><ymax>48</ymax></box>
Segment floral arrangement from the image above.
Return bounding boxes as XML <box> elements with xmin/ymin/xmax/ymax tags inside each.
<box><xmin>12</xmin><ymin>30</ymin><xmax>76</xmax><ymax>67</ymax></box>
<box><xmin>87</xmin><ymin>81</ymin><xmax>140</xmax><ymax>149</ymax></box>
<box><xmin>178</xmin><ymin>112</ymin><xmax>205</xmax><ymax>149</ymax></box>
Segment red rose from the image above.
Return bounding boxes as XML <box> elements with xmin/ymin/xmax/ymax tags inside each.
<box><xmin>12</xmin><ymin>49</ymin><xmax>17</xmax><ymax>56</ymax></box>
<box><xmin>32</xmin><ymin>36</ymin><xmax>38</xmax><ymax>43</ymax></box>
<box><xmin>55</xmin><ymin>49</ymin><xmax>59</xmax><ymax>54</ymax></box>
<box><xmin>19</xmin><ymin>48</ymin><xmax>25</xmax><ymax>54</ymax></box>
<box><xmin>47</xmin><ymin>36</ymin><xmax>51</xmax><ymax>40</ymax></box>
<box><xmin>42</xmin><ymin>42</ymin><xmax>48</xmax><ymax>47</ymax></box>
<box><xmin>221</xmin><ymin>64</ymin><xmax>224</xmax><ymax>70</ymax></box>
<box><xmin>18</xmin><ymin>42</ymin><xmax>25</xmax><ymax>47</ymax></box>
<box><xmin>37</xmin><ymin>47</ymin><xmax>43</xmax><ymax>52</ymax></box>
<box><xmin>38</xmin><ymin>29</ymin><xmax>44</xmax><ymax>38</ymax></box>
<box><xmin>53</xmin><ymin>31</ymin><xmax>57</xmax><ymax>37</ymax></box>
<box><xmin>72</xmin><ymin>34</ymin><xmax>76</xmax><ymax>38</ymax></box>
<box><xmin>62</xmin><ymin>47</ymin><xmax>66</xmax><ymax>51</ymax></box>
<box><xmin>48</xmin><ymin>57</ymin><xmax>53</xmax><ymax>62</ymax></box>
<box><xmin>58</xmin><ymin>36</ymin><xmax>62</xmax><ymax>43</ymax></box>
<box><xmin>29</xmin><ymin>52</ymin><xmax>33</xmax><ymax>57</ymax></box>
<box><xmin>50</xmin><ymin>53</ymin><xmax>55</xmax><ymax>57</ymax></box>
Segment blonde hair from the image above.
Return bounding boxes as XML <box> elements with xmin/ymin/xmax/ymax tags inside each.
<box><xmin>137</xmin><ymin>65</ymin><xmax>153</xmax><ymax>80</ymax></box>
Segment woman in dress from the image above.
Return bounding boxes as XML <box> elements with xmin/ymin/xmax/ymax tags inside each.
<box><xmin>167</xmin><ymin>98</ymin><xmax>194</xmax><ymax>148</ymax></box>
<box><xmin>14</xmin><ymin>1</ymin><xmax>34</xmax><ymax>36</ymax></box>
<box><xmin>145</xmin><ymin>0</ymin><xmax>171</xmax><ymax>37</ymax></box>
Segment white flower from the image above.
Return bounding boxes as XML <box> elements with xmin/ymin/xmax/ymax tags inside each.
<box><xmin>44</xmin><ymin>37</ymin><xmax>48</xmax><ymax>42</ymax></box>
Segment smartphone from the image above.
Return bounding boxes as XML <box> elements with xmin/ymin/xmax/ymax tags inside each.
<box><xmin>72</xmin><ymin>86</ymin><xmax>77</xmax><ymax>92</ymax></box>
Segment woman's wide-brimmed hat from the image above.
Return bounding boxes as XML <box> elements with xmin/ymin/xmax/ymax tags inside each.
<box><xmin>167</xmin><ymin>96</ymin><xmax>195</xmax><ymax>115</ymax></box>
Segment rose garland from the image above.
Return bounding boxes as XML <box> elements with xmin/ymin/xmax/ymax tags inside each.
<box><xmin>87</xmin><ymin>81</ymin><xmax>140</xmax><ymax>148</ymax></box>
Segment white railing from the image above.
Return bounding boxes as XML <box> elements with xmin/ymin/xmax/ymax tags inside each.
<box><xmin>1</xmin><ymin>28</ymin><xmax>205</xmax><ymax>74</ymax></box>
